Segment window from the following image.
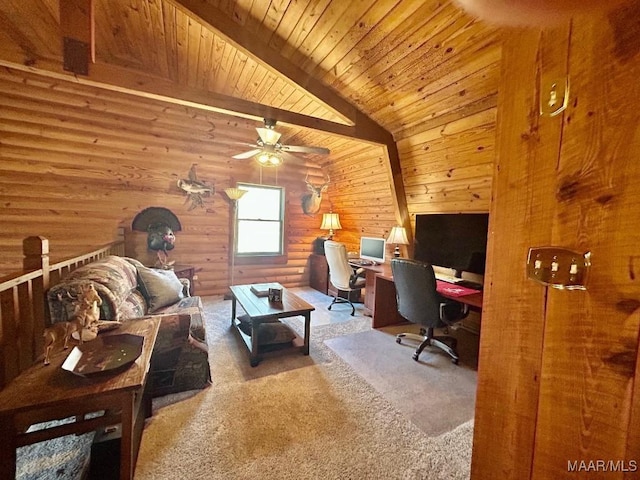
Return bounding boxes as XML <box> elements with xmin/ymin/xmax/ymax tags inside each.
<box><xmin>235</xmin><ymin>183</ymin><xmax>285</xmax><ymax>257</ymax></box>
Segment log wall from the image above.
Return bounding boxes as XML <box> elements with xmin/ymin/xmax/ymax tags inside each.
<box><xmin>0</xmin><ymin>66</ymin><xmax>345</xmax><ymax>295</ymax></box>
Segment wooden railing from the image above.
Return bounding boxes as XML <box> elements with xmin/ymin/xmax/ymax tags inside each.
<box><xmin>0</xmin><ymin>233</ymin><xmax>125</xmax><ymax>390</ymax></box>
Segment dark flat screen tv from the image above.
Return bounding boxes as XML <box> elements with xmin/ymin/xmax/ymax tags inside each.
<box><xmin>413</xmin><ymin>213</ymin><xmax>489</xmax><ymax>275</ymax></box>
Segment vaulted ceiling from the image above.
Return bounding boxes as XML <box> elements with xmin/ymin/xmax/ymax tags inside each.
<box><xmin>0</xmin><ymin>0</ymin><xmax>500</xmax><ymax>150</ymax></box>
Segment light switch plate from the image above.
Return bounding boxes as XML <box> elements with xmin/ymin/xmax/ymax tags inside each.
<box><xmin>540</xmin><ymin>76</ymin><xmax>569</xmax><ymax>117</ymax></box>
<box><xmin>527</xmin><ymin>247</ymin><xmax>590</xmax><ymax>290</ymax></box>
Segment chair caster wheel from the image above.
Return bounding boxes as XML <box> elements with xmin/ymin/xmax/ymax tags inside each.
<box><xmin>451</xmin><ymin>358</ymin><xmax>459</xmax><ymax>365</ymax></box>
<box><xmin>396</xmin><ymin>337</ymin><xmax>402</xmax><ymax>344</ymax></box>
<box><xmin>412</xmin><ymin>353</ymin><xmax>420</xmax><ymax>362</ymax></box>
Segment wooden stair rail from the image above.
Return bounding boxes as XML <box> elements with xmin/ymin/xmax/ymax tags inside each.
<box><xmin>0</xmin><ymin>231</ymin><xmax>125</xmax><ymax>390</ymax></box>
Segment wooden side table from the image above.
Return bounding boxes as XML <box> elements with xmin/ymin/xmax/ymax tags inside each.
<box><xmin>172</xmin><ymin>264</ymin><xmax>196</xmax><ymax>295</ymax></box>
<box><xmin>0</xmin><ymin>317</ymin><xmax>160</xmax><ymax>480</ymax></box>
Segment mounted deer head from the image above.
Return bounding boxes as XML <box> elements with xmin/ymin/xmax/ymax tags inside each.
<box><xmin>301</xmin><ymin>174</ymin><xmax>330</xmax><ymax>216</ymax></box>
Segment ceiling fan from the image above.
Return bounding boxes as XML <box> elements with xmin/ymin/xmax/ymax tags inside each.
<box><xmin>232</xmin><ymin>118</ymin><xmax>330</xmax><ymax>167</ymax></box>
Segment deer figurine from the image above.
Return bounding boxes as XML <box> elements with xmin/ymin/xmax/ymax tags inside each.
<box><xmin>43</xmin><ymin>318</ymin><xmax>84</xmax><ymax>365</ymax></box>
<box><xmin>301</xmin><ymin>174</ymin><xmax>330</xmax><ymax>216</ymax></box>
<box><xmin>42</xmin><ymin>283</ymin><xmax>102</xmax><ymax>365</ymax></box>
<box><xmin>73</xmin><ymin>283</ymin><xmax>102</xmax><ymax>330</ymax></box>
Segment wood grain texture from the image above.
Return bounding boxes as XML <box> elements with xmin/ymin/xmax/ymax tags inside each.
<box><xmin>532</xmin><ymin>8</ymin><xmax>640</xmax><ymax>479</ymax></box>
<box><xmin>471</xmin><ymin>27</ymin><xmax>563</xmax><ymax>480</ymax></box>
<box><xmin>473</xmin><ymin>3</ymin><xmax>640</xmax><ymax>478</ymax></box>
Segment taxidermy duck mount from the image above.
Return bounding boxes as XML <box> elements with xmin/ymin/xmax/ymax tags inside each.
<box><xmin>178</xmin><ymin>164</ymin><xmax>214</xmax><ymax>210</ymax></box>
<box><xmin>132</xmin><ymin>207</ymin><xmax>182</xmax><ymax>268</ymax></box>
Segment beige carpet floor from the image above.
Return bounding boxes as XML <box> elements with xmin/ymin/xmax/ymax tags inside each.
<box><xmin>17</xmin><ymin>289</ymin><xmax>475</xmax><ymax>479</ymax></box>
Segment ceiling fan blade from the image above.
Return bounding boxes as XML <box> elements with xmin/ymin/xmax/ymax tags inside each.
<box><xmin>280</xmin><ymin>144</ymin><xmax>330</xmax><ymax>155</ymax></box>
<box><xmin>232</xmin><ymin>149</ymin><xmax>262</xmax><ymax>159</ymax></box>
<box><xmin>280</xmin><ymin>151</ymin><xmax>303</xmax><ymax>162</ymax></box>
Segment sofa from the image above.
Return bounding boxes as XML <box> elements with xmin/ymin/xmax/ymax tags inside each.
<box><xmin>46</xmin><ymin>255</ymin><xmax>211</xmax><ymax>397</ymax></box>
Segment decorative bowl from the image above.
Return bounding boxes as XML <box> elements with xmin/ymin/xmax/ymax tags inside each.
<box><xmin>61</xmin><ymin>333</ymin><xmax>144</xmax><ymax>377</ymax></box>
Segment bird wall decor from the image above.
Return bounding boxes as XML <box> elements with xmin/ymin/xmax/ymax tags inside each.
<box><xmin>178</xmin><ymin>164</ymin><xmax>214</xmax><ymax>210</ymax></box>
<box><xmin>132</xmin><ymin>207</ymin><xmax>182</xmax><ymax>267</ymax></box>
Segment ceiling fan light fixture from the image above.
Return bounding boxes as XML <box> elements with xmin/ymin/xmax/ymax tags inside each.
<box><xmin>256</xmin><ymin>127</ymin><xmax>282</xmax><ymax>145</ymax></box>
<box><xmin>255</xmin><ymin>151</ymin><xmax>283</xmax><ymax>167</ymax></box>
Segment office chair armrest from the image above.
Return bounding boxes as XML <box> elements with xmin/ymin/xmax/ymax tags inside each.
<box><xmin>354</xmin><ymin>267</ymin><xmax>365</xmax><ymax>276</ymax></box>
<box><xmin>439</xmin><ymin>301</ymin><xmax>469</xmax><ymax>325</ymax></box>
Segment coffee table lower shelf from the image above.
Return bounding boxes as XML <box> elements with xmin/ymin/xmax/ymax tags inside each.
<box><xmin>232</xmin><ymin>318</ymin><xmax>306</xmax><ymax>367</ymax></box>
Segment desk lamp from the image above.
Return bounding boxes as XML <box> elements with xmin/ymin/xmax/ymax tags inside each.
<box><xmin>387</xmin><ymin>226</ymin><xmax>409</xmax><ymax>257</ymax></box>
<box><xmin>320</xmin><ymin>212</ymin><xmax>342</xmax><ymax>240</ymax></box>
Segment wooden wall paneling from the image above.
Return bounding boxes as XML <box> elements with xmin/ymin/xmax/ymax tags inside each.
<box><xmin>276</xmin><ymin>0</ymin><xmax>329</xmax><ymax>58</ymax></box>
<box><xmin>351</xmin><ymin>20</ymin><xmax>495</xmax><ymax>121</ymax></box>
<box><xmin>0</xmin><ymin>65</ymin><xmax>327</xmax><ymax>294</ymax></box>
<box><xmin>297</xmin><ymin>0</ymin><xmax>373</xmax><ymax>73</ymax></box>
<box><xmin>399</xmin><ymin>106</ymin><xmax>496</xmax><ymax>216</ymax></box>
<box><xmin>471</xmin><ymin>27</ymin><xmax>565</xmax><ymax>480</ymax></box>
<box><xmin>531</xmin><ymin>8</ymin><xmax>640</xmax><ymax>479</ymax></box>
<box><xmin>286</xmin><ymin>1</ymin><xmax>351</xmax><ymax>70</ymax></box>
<box><xmin>308</xmin><ymin>0</ymin><xmax>403</xmax><ymax>79</ymax></box>
<box><xmin>326</xmin><ymin>143</ymin><xmax>397</xmax><ymax>257</ymax></box>
<box><xmin>362</xmin><ymin>13</ymin><xmax>476</xmax><ymax>109</ymax></box>
<box><xmin>0</xmin><ymin>0</ymin><xmax>61</xmax><ymax>59</ymax></box>
<box><xmin>397</xmin><ymin>108</ymin><xmax>496</xmax><ymax>150</ymax></box>
<box><xmin>195</xmin><ymin>26</ymin><xmax>215</xmax><ymax>90</ymax></box>
<box><xmin>326</xmin><ymin>0</ymin><xmax>451</xmax><ymax>100</ymax></box>
<box><xmin>266</xmin><ymin>0</ymin><xmax>310</xmax><ymax>53</ymax></box>
<box><xmin>386</xmin><ymin>62</ymin><xmax>500</xmax><ymax>136</ymax></box>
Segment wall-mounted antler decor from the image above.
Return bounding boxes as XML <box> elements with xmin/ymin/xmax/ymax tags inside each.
<box><xmin>301</xmin><ymin>173</ymin><xmax>330</xmax><ymax>216</ymax></box>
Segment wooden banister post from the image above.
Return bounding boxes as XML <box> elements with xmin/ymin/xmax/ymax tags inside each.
<box><xmin>23</xmin><ymin>236</ymin><xmax>50</xmax><ymax>285</ymax></box>
<box><xmin>23</xmin><ymin>237</ymin><xmax>50</xmax><ymax>336</ymax></box>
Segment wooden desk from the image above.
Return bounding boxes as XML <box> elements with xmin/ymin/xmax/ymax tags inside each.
<box><xmin>230</xmin><ymin>284</ymin><xmax>315</xmax><ymax>367</ymax></box>
<box><xmin>355</xmin><ymin>263</ymin><xmax>483</xmax><ymax>328</ymax></box>
<box><xmin>309</xmin><ymin>253</ymin><xmax>329</xmax><ymax>294</ymax></box>
<box><xmin>0</xmin><ymin>317</ymin><xmax>160</xmax><ymax>480</ymax></box>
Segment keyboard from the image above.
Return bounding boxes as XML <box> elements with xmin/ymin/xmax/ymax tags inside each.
<box><xmin>456</xmin><ymin>280</ymin><xmax>484</xmax><ymax>290</ymax></box>
<box><xmin>350</xmin><ymin>259</ymin><xmax>374</xmax><ymax>266</ymax></box>
<box><xmin>434</xmin><ymin>272</ymin><xmax>462</xmax><ymax>284</ymax></box>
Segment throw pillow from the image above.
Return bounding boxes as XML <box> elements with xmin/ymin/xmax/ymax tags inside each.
<box><xmin>137</xmin><ymin>266</ymin><xmax>185</xmax><ymax>313</ymax></box>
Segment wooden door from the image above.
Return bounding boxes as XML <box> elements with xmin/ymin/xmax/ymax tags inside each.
<box><xmin>472</xmin><ymin>3</ymin><xmax>640</xmax><ymax>479</ymax></box>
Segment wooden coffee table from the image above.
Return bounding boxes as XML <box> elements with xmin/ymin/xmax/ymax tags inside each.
<box><xmin>230</xmin><ymin>284</ymin><xmax>315</xmax><ymax>366</ymax></box>
<box><xmin>0</xmin><ymin>317</ymin><xmax>160</xmax><ymax>480</ymax></box>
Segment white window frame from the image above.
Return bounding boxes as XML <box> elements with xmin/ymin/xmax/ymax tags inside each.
<box><xmin>235</xmin><ymin>183</ymin><xmax>285</xmax><ymax>259</ymax></box>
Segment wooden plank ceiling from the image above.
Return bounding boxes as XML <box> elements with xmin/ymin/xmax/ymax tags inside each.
<box><xmin>0</xmin><ymin>0</ymin><xmax>499</xmax><ymax>143</ymax></box>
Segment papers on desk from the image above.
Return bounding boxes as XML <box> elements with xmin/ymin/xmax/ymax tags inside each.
<box><xmin>436</xmin><ymin>280</ymin><xmax>480</xmax><ymax>297</ymax></box>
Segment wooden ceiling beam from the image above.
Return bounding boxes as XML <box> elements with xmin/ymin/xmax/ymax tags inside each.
<box><xmin>0</xmin><ymin>57</ymin><xmax>383</xmax><ymax>144</ymax></box>
<box><xmin>167</xmin><ymin>0</ymin><xmax>411</xmax><ymax>242</ymax></box>
<box><xmin>167</xmin><ymin>0</ymin><xmax>359</xmax><ymax>128</ymax></box>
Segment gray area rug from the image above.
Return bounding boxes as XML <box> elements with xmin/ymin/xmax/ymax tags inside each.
<box><xmin>324</xmin><ymin>328</ymin><xmax>477</xmax><ymax>436</ymax></box>
<box><xmin>17</xmin><ymin>291</ymin><xmax>473</xmax><ymax>479</ymax></box>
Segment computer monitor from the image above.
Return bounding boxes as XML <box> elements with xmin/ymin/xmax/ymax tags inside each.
<box><xmin>413</xmin><ymin>213</ymin><xmax>489</xmax><ymax>275</ymax></box>
<box><xmin>360</xmin><ymin>236</ymin><xmax>386</xmax><ymax>264</ymax></box>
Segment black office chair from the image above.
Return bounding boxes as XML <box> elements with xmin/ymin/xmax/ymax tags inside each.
<box><xmin>391</xmin><ymin>258</ymin><xmax>469</xmax><ymax>364</ymax></box>
<box><xmin>324</xmin><ymin>240</ymin><xmax>366</xmax><ymax>316</ymax></box>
